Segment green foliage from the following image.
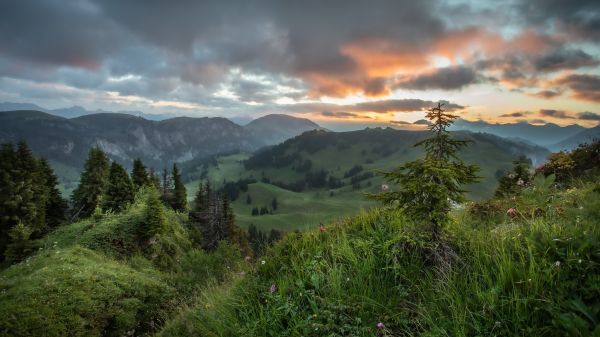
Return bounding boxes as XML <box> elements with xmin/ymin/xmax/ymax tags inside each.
<box><xmin>4</xmin><ymin>223</ymin><xmax>34</xmax><ymax>264</ymax></box>
<box><xmin>0</xmin><ymin>142</ymin><xmax>66</xmax><ymax>262</ymax></box>
<box><xmin>142</xmin><ymin>187</ymin><xmax>167</xmax><ymax>242</ymax></box>
<box><xmin>370</xmin><ymin>102</ymin><xmax>479</xmax><ymax>234</ymax></box>
<box><xmin>170</xmin><ymin>163</ymin><xmax>187</xmax><ymax>212</ymax></box>
<box><xmin>71</xmin><ymin>147</ymin><xmax>110</xmax><ymax>219</ymax></box>
<box><xmin>159</xmin><ymin>179</ymin><xmax>600</xmax><ymax>336</ymax></box>
<box><xmin>0</xmin><ymin>246</ymin><xmax>175</xmax><ymax>337</ymax></box>
<box><xmin>131</xmin><ymin>158</ymin><xmax>150</xmax><ymax>190</ymax></box>
<box><xmin>102</xmin><ymin>161</ymin><xmax>135</xmax><ymax>213</ymax></box>
<box><xmin>495</xmin><ymin>155</ymin><xmax>533</xmax><ymax>198</ymax></box>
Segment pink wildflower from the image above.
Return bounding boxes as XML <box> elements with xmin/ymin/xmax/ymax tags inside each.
<box><xmin>377</xmin><ymin>322</ymin><xmax>385</xmax><ymax>329</ymax></box>
<box><xmin>507</xmin><ymin>208</ymin><xmax>517</xmax><ymax>217</ymax></box>
<box><xmin>270</xmin><ymin>283</ymin><xmax>277</xmax><ymax>293</ymax></box>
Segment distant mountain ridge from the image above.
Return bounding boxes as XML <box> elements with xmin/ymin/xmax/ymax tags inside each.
<box><xmin>450</xmin><ymin>119</ymin><xmax>585</xmax><ymax>149</ymax></box>
<box><xmin>0</xmin><ymin>110</ymin><xmax>324</xmax><ymax>172</ymax></box>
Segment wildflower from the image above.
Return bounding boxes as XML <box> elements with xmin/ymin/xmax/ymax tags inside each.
<box><xmin>319</xmin><ymin>224</ymin><xmax>326</xmax><ymax>233</ymax></box>
<box><xmin>494</xmin><ymin>321</ymin><xmax>501</xmax><ymax>327</ymax></box>
<box><xmin>377</xmin><ymin>322</ymin><xmax>385</xmax><ymax>330</ymax></box>
<box><xmin>346</xmin><ymin>277</ymin><xmax>350</xmax><ymax>282</ymax></box>
<box><xmin>508</xmin><ymin>173</ymin><xmax>516</xmax><ymax>179</ymax></box>
<box><xmin>528</xmin><ymin>278</ymin><xmax>532</xmax><ymax>282</ymax></box>
<box><xmin>578</xmin><ymin>259</ymin><xmax>582</xmax><ymax>264</ymax></box>
<box><xmin>554</xmin><ymin>261</ymin><xmax>561</xmax><ymax>268</ymax></box>
<box><xmin>270</xmin><ymin>283</ymin><xmax>277</xmax><ymax>293</ymax></box>
<box><xmin>381</xmin><ymin>184</ymin><xmax>389</xmax><ymax>191</ymax></box>
<box><xmin>516</xmin><ymin>178</ymin><xmax>524</xmax><ymax>186</ymax></box>
<box><xmin>261</xmin><ymin>260</ymin><xmax>266</xmax><ymax>265</ymax></box>
<box><xmin>507</xmin><ymin>208</ymin><xmax>517</xmax><ymax>217</ymax></box>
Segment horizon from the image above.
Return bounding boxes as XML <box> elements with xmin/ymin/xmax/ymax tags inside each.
<box><xmin>0</xmin><ymin>1</ymin><xmax>599</xmax><ymax>130</ymax></box>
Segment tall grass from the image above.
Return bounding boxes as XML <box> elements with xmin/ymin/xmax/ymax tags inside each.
<box><xmin>159</xmin><ymin>178</ymin><xmax>600</xmax><ymax>336</ymax></box>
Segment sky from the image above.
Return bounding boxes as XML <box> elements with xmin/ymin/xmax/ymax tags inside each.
<box><xmin>0</xmin><ymin>0</ymin><xmax>599</xmax><ymax>129</ymax></box>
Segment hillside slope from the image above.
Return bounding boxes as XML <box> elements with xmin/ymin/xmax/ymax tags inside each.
<box><xmin>159</xmin><ymin>177</ymin><xmax>600</xmax><ymax>336</ymax></box>
<box><xmin>245</xmin><ymin>114</ymin><xmax>324</xmax><ymax>145</ymax></box>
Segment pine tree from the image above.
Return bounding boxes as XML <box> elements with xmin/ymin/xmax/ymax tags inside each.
<box><xmin>38</xmin><ymin>158</ymin><xmax>67</xmax><ymax>228</ymax></box>
<box><xmin>170</xmin><ymin>163</ymin><xmax>187</xmax><ymax>211</ymax></box>
<box><xmin>4</xmin><ymin>222</ymin><xmax>34</xmax><ymax>263</ymax></box>
<box><xmin>495</xmin><ymin>156</ymin><xmax>532</xmax><ymax>198</ymax></box>
<box><xmin>246</xmin><ymin>194</ymin><xmax>252</xmax><ymax>205</ymax></box>
<box><xmin>131</xmin><ymin>158</ymin><xmax>150</xmax><ymax>190</ymax></box>
<box><xmin>370</xmin><ymin>102</ymin><xmax>479</xmax><ymax>238</ymax></box>
<box><xmin>140</xmin><ymin>187</ymin><xmax>166</xmax><ymax>241</ymax></box>
<box><xmin>102</xmin><ymin>161</ymin><xmax>135</xmax><ymax>213</ymax></box>
<box><xmin>71</xmin><ymin>147</ymin><xmax>110</xmax><ymax>219</ymax></box>
<box><xmin>271</xmin><ymin>197</ymin><xmax>278</xmax><ymax>211</ymax></box>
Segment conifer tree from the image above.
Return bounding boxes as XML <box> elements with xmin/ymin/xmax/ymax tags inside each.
<box><xmin>102</xmin><ymin>161</ymin><xmax>135</xmax><ymax>213</ymax></box>
<box><xmin>370</xmin><ymin>102</ymin><xmax>479</xmax><ymax>238</ymax></box>
<box><xmin>71</xmin><ymin>147</ymin><xmax>110</xmax><ymax>219</ymax></box>
<box><xmin>271</xmin><ymin>197</ymin><xmax>278</xmax><ymax>211</ymax></box>
<box><xmin>170</xmin><ymin>163</ymin><xmax>187</xmax><ymax>211</ymax></box>
<box><xmin>4</xmin><ymin>222</ymin><xmax>34</xmax><ymax>263</ymax></box>
<box><xmin>131</xmin><ymin>158</ymin><xmax>150</xmax><ymax>190</ymax></box>
<box><xmin>38</xmin><ymin>158</ymin><xmax>67</xmax><ymax>228</ymax></box>
<box><xmin>140</xmin><ymin>187</ymin><xmax>166</xmax><ymax>241</ymax></box>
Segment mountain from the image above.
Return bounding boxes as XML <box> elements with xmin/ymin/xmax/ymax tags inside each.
<box><xmin>0</xmin><ymin>110</ymin><xmax>262</xmax><ymax>170</ymax></box>
<box><xmin>551</xmin><ymin>125</ymin><xmax>600</xmax><ymax>151</ymax></box>
<box><xmin>450</xmin><ymin>119</ymin><xmax>585</xmax><ymax>147</ymax></box>
<box><xmin>0</xmin><ymin>101</ymin><xmax>176</xmax><ymax>121</ymax></box>
<box><xmin>0</xmin><ymin>110</ymin><xmax>325</xmax><ymax>182</ymax></box>
<box><xmin>245</xmin><ymin>114</ymin><xmax>324</xmax><ymax>144</ymax></box>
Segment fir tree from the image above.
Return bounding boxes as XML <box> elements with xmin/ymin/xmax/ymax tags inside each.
<box><xmin>71</xmin><ymin>147</ymin><xmax>110</xmax><ymax>219</ymax></box>
<box><xmin>4</xmin><ymin>222</ymin><xmax>34</xmax><ymax>263</ymax></box>
<box><xmin>131</xmin><ymin>158</ymin><xmax>150</xmax><ymax>190</ymax></box>
<box><xmin>140</xmin><ymin>187</ymin><xmax>166</xmax><ymax>241</ymax></box>
<box><xmin>370</xmin><ymin>102</ymin><xmax>479</xmax><ymax>238</ymax></box>
<box><xmin>102</xmin><ymin>161</ymin><xmax>135</xmax><ymax>213</ymax></box>
<box><xmin>495</xmin><ymin>156</ymin><xmax>532</xmax><ymax>198</ymax></box>
<box><xmin>38</xmin><ymin>158</ymin><xmax>67</xmax><ymax>228</ymax></box>
<box><xmin>246</xmin><ymin>194</ymin><xmax>252</xmax><ymax>205</ymax></box>
<box><xmin>170</xmin><ymin>163</ymin><xmax>187</xmax><ymax>211</ymax></box>
<box><xmin>271</xmin><ymin>197</ymin><xmax>278</xmax><ymax>211</ymax></box>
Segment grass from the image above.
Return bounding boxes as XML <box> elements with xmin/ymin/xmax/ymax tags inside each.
<box><xmin>182</xmin><ymin>129</ymin><xmax>542</xmax><ymax>232</ymax></box>
<box><xmin>158</xmin><ymin>176</ymin><xmax>600</xmax><ymax>336</ymax></box>
<box><xmin>0</xmin><ymin>190</ymin><xmax>244</xmax><ymax>337</ymax></box>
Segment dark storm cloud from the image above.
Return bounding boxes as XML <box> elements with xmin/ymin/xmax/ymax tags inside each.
<box><xmin>539</xmin><ymin>109</ymin><xmax>575</xmax><ymax>119</ymax></box>
<box><xmin>554</xmin><ymin>74</ymin><xmax>600</xmax><ymax>103</ymax></box>
<box><xmin>518</xmin><ymin>0</ymin><xmax>600</xmax><ymax>40</ymax></box>
<box><xmin>533</xmin><ymin>49</ymin><xmax>599</xmax><ymax>72</ymax></box>
<box><xmin>577</xmin><ymin>111</ymin><xmax>600</xmax><ymax>121</ymax></box>
<box><xmin>0</xmin><ymin>0</ymin><xmax>127</xmax><ymax>69</ymax></box>
<box><xmin>395</xmin><ymin>66</ymin><xmax>482</xmax><ymax>90</ymax></box>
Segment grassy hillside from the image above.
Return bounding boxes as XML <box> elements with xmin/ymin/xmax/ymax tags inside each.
<box><xmin>185</xmin><ymin>129</ymin><xmax>550</xmax><ymax>232</ymax></box>
<box><xmin>0</xmin><ymin>191</ymin><xmax>244</xmax><ymax>337</ymax></box>
<box><xmin>159</xmin><ymin>176</ymin><xmax>600</xmax><ymax>336</ymax></box>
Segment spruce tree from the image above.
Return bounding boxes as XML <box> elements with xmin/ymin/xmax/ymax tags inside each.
<box><xmin>102</xmin><ymin>161</ymin><xmax>135</xmax><ymax>213</ymax></box>
<box><xmin>140</xmin><ymin>187</ymin><xmax>166</xmax><ymax>241</ymax></box>
<box><xmin>38</xmin><ymin>158</ymin><xmax>67</xmax><ymax>228</ymax></box>
<box><xmin>271</xmin><ymin>197</ymin><xmax>278</xmax><ymax>211</ymax></box>
<box><xmin>131</xmin><ymin>158</ymin><xmax>150</xmax><ymax>190</ymax></box>
<box><xmin>370</xmin><ymin>102</ymin><xmax>479</xmax><ymax>238</ymax></box>
<box><xmin>71</xmin><ymin>147</ymin><xmax>110</xmax><ymax>219</ymax></box>
<box><xmin>4</xmin><ymin>222</ymin><xmax>34</xmax><ymax>263</ymax></box>
<box><xmin>170</xmin><ymin>163</ymin><xmax>187</xmax><ymax>212</ymax></box>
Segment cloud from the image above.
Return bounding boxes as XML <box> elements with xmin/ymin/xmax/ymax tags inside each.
<box><xmin>539</xmin><ymin>109</ymin><xmax>575</xmax><ymax>119</ymax></box>
<box><xmin>500</xmin><ymin>111</ymin><xmax>531</xmax><ymax>118</ymax></box>
<box><xmin>395</xmin><ymin>65</ymin><xmax>482</xmax><ymax>90</ymax></box>
<box><xmin>389</xmin><ymin>120</ymin><xmax>412</xmax><ymax>125</ymax></box>
<box><xmin>577</xmin><ymin>111</ymin><xmax>600</xmax><ymax>121</ymax></box>
<box><xmin>533</xmin><ymin>48</ymin><xmax>598</xmax><ymax>72</ymax></box>
<box><xmin>554</xmin><ymin>74</ymin><xmax>600</xmax><ymax>103</ymax></box>
<box><xmin>531</xmin><ymin>90</ymin><xmax>562</xmax><ymax>99</ymax></box>
<box><xmin>321</xmin><ymin>111</ymin><xmax>360</xmax><ymax>118</ymax></box>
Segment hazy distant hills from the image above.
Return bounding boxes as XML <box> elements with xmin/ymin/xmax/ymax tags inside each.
<box><xmin>450</xmin><ymin>119</ymin><xmax>586</xmax><ymax>148</ymax></box>
<box><xmin>551</xmin><ymin>125</ymin><xmax>600</xmax><ymax>151</ymax></box>
<box><xmin>0</xmin><ymin>102</ymin><xmax>176</xmax><ymax>121</ymax></box>
<box><xmin>245</xmin><ymin>114</ymin><xmax>325</xmax><ymax>144</ymax></box>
